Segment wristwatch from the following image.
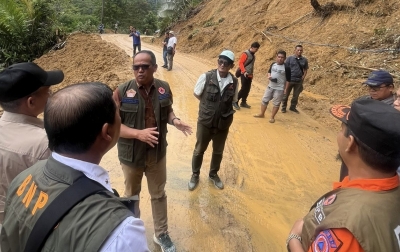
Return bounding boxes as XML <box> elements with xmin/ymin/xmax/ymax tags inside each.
<box><xmin>286</xmin><ymin>233</ymin><xmax>302</xmax><ymax>250</ymax></box>
<box><xmin>171</xmin><ymin>117</ymin><xmax>180</xmax><ymax>126</ymax></box>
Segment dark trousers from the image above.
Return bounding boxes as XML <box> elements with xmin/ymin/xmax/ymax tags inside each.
<box><xmin>162</xmin><ymin>50</ymin><xmax>168</xmax><ymax>66</ymax></box>
<box><xmin>133</xmin><ymin>44</ymin><xmax>141</xmax><ymax>55</ymax></box>
<box><xmin>282</xmin><ymin>81</ymin><xmax>303</xmax><ymax>109</ymax></box>
<box><xmin>192</xmin><ymin>123</ymin><xmax>230</xmax><ymax>177</ymax></box>
<box><xmin>237</xmin><ymin>75</ymin><xmax>253</xmax><ymax>104</ymax></box>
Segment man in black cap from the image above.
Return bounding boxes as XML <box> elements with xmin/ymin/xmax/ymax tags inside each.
<box><xmin>339</xmin><ymin>69</ymin><xmax>395</xmax><ymax>180</ymax></box>
<box><xmin>0</xmin><ymin>62</ymin><xmax>64</xmax><ymax>226</ymax></box>
<box><xmin>286</xmin><ymin>99</ymin><xmax>400</xmax><ymax>252</ymax></box>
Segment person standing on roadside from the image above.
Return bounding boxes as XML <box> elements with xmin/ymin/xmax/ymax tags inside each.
<box><xmin>114</xmin><ymin>22</ymin><xmax>118</xmax><ymax>34</ymax></box>
<box><xmin>254</xmin><ymin>50</ymin><xmax>290</xmax><ymax>123</ymax></box>
<box><xmin>233</xmin><ymin>42</ymin><xmax>260</xmax><ymax>110</ymax></box>
<box><xmin>0</xmin><ymin>62</ymin><xmax>64</xmax><ymax>228</ymax></box>
<box><xmin>188</xmin><ymin>50</ymin><xmax>238</xmax><ymax>191</ymax></box>
<box><xmin>129</xmin><ymin>26</ymin><xmax>141</xmax><ymax>56</ymax></box>
<box><xmin>161</xmin><ymin>32</ymin><xmax>170</xmax><ymax>68</ymax></box>
<box><xmin>113</xmin><ymin>50</ymin><xmax>192</xmax><ymax>252</ymax></box>
<box><xmin>281</xmin><ymin>44</ymin><xmax>309</xmax><ymax>114</ymax></box>
<box><xmin>166</xmin><ymin>31</ymin><xmax>177</xmax><ymax>71</ymax></box>
<box><xmin>339</xmin><ymin>69</ymin><xmax>395</xmax><ymax>181</ymax></box>
<box><xmin>287</xmin><ymin>99</ymin><xmax>400</xmax><ymax>252</ymax></box>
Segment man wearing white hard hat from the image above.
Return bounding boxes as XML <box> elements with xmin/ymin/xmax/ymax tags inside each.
<box><xmin>188</xmin><ymin>50</ymin><xmax>238</xmax><ymax>191</ymax></box>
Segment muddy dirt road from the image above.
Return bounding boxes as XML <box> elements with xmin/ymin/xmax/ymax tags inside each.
<box><xmin>100</xmin><ymin>34</ymin><xmax>340</xmax><ymax>252</ymax></box>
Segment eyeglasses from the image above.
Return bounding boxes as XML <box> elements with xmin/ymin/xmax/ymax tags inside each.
<box><xmin>132</xmin><ymin>64</ymin><xmax>151</xmax><ymax>71</ymax></box>
<box><xmin>365</xmin><ymin>84</ymin><xmax>391</xmax><ymax>92</ymax></box>
<box><xmin>217</xmin><ymin>59</ymin><xmax>231</xmax><ymax>67</ymax></box>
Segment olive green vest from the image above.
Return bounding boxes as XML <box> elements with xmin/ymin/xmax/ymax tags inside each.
<box><xmin>198</xmin><ymin>70</ymin><xmax>237</xmax><ymax>130</ymax></box>
<box><xmin>117</xmin><ymin>79</ymin><xmax>172</xmax><ymax>167</ymax></box>
<box><xmin>302</xmin><ymin>186</ymin><xmax>400</xmax><ymax>252</ymax></box>
<box><xmin>0</xmin><ymin>156</ymin><xmax>133</xmax><ymax>252</ymax></box>
<box><xmin>243</xmin><ymin>50</ymin><xmax>255</xmax><ymax>74</ymax></box>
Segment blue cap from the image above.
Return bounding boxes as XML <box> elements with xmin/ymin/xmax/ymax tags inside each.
<box><xmin>363</xmin><ymin>70</ymin><xmax>393</xmax><ymax>86</ymax></box>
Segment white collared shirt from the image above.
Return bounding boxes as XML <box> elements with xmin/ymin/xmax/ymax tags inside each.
<box><xmin>194</xmin><ymin>71</ymin><xmax>238</xmax><ymax>102</ymax></box>
<box><xmin>52</xmin><ymin>153</ymin><xmax>149</xmax><ymax>252</ymax></box>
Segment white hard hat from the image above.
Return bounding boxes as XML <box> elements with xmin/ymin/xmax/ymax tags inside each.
<box><xmin>219</xmin><ymin>50</ymin><xmax>234</xmax><ymax>62</ymax></box>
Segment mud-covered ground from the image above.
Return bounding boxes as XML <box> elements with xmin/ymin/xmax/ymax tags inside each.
<box><xmin>30</xmin><ymin>33</ymin><xmax>340</xmax><ymax>251</ymax></box>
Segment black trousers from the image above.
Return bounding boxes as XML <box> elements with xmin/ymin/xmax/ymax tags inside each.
<box><xmin>133</xmin><ymin>44</ymin><xmax>141</xmax><ymax>55</ymax></box>
<box><xmin>281</xmin><ymin>81</ymin><xmax>303</xmax><ymax>109</ymax></box>
<box><xmin>192</xmin><ymin>123</ymin><xmax>229</xmax><ymax>176</ymax></box>
<box><xmin>237</xmin><ymin>75</ymin><xmax>253</xmax><ymax>104</ymax></box>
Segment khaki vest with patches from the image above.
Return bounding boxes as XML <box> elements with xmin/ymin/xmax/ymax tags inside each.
<box><xmin>302</xmin><ymin>185</ymin><xmax>400</xmax><ymax>252</ymax></box>
<box><xmin>117</xmin><ymin>79</ymin><xmax>172</xmax><ymax>167</ymax></box>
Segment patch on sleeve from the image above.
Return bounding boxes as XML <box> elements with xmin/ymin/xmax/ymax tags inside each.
<box><xmin>312</xmin><ymin>230</ymin><xmax>343</xmax><ymax>252</ymax></box>
<box><xmin>323</xmin><ymin>194</ymin><xmax>337</xmax><ymax>206</ymax></box>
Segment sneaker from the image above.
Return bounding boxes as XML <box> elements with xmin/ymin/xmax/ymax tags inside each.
<box><xmin>281</xmin><ymin>108</ymin><xmax>287</xmax><ymax>113</ymax></box>
<box><xmin>188</xmin><ymin>174</ymin><xmax>199</xmax><ymax>191</ymax></box>
<box><xmin>162</xmin><ymin>65</ymin><xmax>167</xmax><ymax>68</ymax></box>
<box><xmin>209</xmin><ymin>175</ymin><xmax>224</xmax><ymax>189</ymax></box>
<box><xmin>153</xmin><ymin>233</ymin><xmax>176</xmax><ymax>252</ymax></box>
<box><xmin>289</xmin><ymin>107</ymin><xmax>300</xmax><ymax>113</ymax></box>
<box><xmin>232</xmin><ymin>102</ymin><xmax>240</xmax><ymax>110</ymax></box>
<box><xmin>240</xmin><ymin>103</ymin><xmax>251</xmax><ymax>109</ymax></box>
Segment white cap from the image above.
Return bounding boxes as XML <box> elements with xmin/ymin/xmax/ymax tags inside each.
<box><xmin>169</xmin><ymin>31</ymin><xmax>174</xmax><ymax>35</ymax></box>
<box><xmin>219</xmin><ymin>50</ymin><xmax>234</xmax><ymax>62</ymax></box>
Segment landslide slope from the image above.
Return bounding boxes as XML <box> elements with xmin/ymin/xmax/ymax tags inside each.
<box><xmin>173</xmin><ymin>0</ymin><xmax>400</xmax><ymax>128</ymax></box>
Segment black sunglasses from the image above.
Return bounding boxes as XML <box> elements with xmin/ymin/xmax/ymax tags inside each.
<box><xmin>217</xmin><ymin>59</ymin><xmax>231</xmax><ymax>67</ymax></box>
<box><xmin>132</xmin><ymin>64</ymin><xmax>152</xmax><ymax>71</ymax></box>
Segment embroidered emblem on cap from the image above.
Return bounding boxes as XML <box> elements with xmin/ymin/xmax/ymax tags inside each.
<box><xmin>323</xmin><ymin>194</ymin><xmax>336</xmax><ymax>206</ymax></box>
<box><xmin>126</xmin><ymin>89</ymin><xmax>136</xmax><ymax>98</ymax></box>
<box><xmin>158</xmin><ymin>87</ymin><xmax>165</xmax><ymax>94</ymax></box>
<box><xmin>330</xmin><ymin>105</ymin><xmax>350</xmax><ymax>118</ymax></box>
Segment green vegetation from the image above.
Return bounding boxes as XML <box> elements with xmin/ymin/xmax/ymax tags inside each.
<box><xmin>0</xmin><ymin>0</ymin><xmax>203</xmax><ymax>67</ymax></box>
<box><xmin>0</xmin><ymin>0</ymin><xmax>56</xmax><ymax>68</ymax></box>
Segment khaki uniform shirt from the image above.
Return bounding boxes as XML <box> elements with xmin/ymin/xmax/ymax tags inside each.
<box><xmin>0</xmin><ymin>111</ymin><xmax>50</xmax><ymax>223</ymax></box>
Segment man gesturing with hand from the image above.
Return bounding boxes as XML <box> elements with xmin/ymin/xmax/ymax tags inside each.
<box><xmin>113</xmin><ymin>50</ymin><xmax>192</xmax><ymax>252</ymax></box>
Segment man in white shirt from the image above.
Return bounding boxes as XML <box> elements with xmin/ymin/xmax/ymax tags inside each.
<box><xmin>1</xmin><ymin>82</ymin><xmax>149</xmax><ymax>251</ymax></box>
<box><xmin>166</xmin><ymin>31</ymin><xmax>177</xmax><ymax>71</ymax></box>
<box><xmin>188</xmin><ymin>50</ymin><xmax>239</xmax><ymax>191</ymax></box>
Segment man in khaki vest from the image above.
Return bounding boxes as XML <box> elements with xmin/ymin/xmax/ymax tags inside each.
<box><xmin>1</xmin><ymin>82</ymin><xmax>149</xmax><ymax>251</ymax></box>
<box><xmin>286</xmin><ymin>99</ymin><xmax>400</xmax><ymax>252</ymax></box>
<box><xmin>113</xmin><ymin>50</ymin><xmax>192</xmax><ymax>252</ymax></box>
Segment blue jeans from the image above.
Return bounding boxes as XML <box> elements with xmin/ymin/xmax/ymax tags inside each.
<box><xmin>162</xmin><ymin>50</ymin><xmax>167</xmax><ymax>66</ymax></box>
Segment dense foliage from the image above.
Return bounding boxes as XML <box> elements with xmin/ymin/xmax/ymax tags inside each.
<box><xmin>0</xmin><ymin>0</ymin><xmax>56</xmax><ymax>67</ymax></box>
<box><xmin>0</xmin><ymin>0</ymin><xmax>203</xmax><ymax>67</ymax></box>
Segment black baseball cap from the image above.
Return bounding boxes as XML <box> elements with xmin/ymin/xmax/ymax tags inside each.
<box><xmin>363</xmin><ymin>70</ymin><xmax>393</xmax><ymax>87</ymax></box>
<box><xmin>0</xmin><ymin>62</ymin><xmax>64</xmax><ymax>102</ymax></box>
<box><xmin>330</xmin><ymin>99</ymin><xmax>400</xmax><ymax>158</ymax></box>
